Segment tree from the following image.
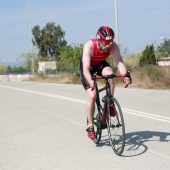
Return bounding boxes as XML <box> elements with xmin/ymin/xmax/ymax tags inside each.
<box><xmin>139</xmin><ymin>44</ymin><xmax>156</xmax><ymax>66</ymax></box>
<box><xmin>18</xmin><ymin>53</ymin><xmax>37</xmax><ymax>72</ymax></box>
<box><xmin>148</xmin><ymin>45</ymin><xmax>156</xmax><ymax>64</ymax></box>
<box><xmin>5</xmin><ymin>66</ymin><xmax>28</xmax><ymax>74</ymax></box>
<box><xmin>157</xmin><ymin>39</ymin><xmax>170</xmax><ymax>57</ymax></box>
<box><xmin>57</xmin><ymin>44</ymin><xmax>83</xmax><ymax>72</ymax></box>
<box><xmin>32</xmin><ymin>22</ymin><xmax>67</xmax><ymax>60</ymax></box>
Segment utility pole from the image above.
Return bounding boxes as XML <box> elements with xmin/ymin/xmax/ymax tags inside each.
<box><xmin>28</xmin><ymin>0</ymin><xmax>35</xmax><ymax>75</ymax></box>
<box><xmin>114</xmin><ymin>0</ymin><xmax>119</xmax><ymax>46</ymax></box>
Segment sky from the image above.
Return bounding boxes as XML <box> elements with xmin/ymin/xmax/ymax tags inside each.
<box><xmin>0</xmin><ymin>0</ymin><xmax>170</xmax><ymax>64</ymax></box>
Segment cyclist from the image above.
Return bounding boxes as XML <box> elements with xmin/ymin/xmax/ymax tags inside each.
<box><xmin>80</xmin><ymin>26</ymin><xmax>130</xmax><ymax>139</ymax></box>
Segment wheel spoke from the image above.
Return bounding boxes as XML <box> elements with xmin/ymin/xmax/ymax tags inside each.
<box><xmin>106</xmin><ymin>97</ymin><xmax>125</xmax><ymax>156</ymax></box>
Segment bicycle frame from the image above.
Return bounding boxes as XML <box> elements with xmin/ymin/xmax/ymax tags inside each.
<box><xmin>93</xmin><ymin>74</ymin><xmax>114</xmax><ymax>117</ymax></box>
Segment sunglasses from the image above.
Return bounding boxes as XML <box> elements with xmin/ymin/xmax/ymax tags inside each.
<box><xmin>100</xmin><ymin>41</ymin><xmax>113</xmax><ymax>46</ymax></box>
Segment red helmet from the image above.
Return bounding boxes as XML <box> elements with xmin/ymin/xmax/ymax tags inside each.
<box><xmin>96</xmin><ymin>26</ymin><xmax>114</xmax><ymax>41</ymax></box>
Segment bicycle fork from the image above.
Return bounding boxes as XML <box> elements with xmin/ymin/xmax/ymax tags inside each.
<box><xmin>104</xmin><ymin>98</ymin><xmax>122</xmax><ymax>128</ymax></box>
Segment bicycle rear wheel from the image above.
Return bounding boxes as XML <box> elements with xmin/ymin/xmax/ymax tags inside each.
<box><xmin>106</xmin><ymin>97</ymin><xmax>125</xmax><ymax>156</ymax></box>
<box><xmin>93</xmin><ymin>103</ymin><xmax>102</xmax><ymax>144</ymax></box>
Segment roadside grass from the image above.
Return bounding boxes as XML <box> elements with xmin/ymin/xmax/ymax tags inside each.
<box><xmin>27</xmin><ymin>65</ymin><xmax>170</xmax><ymax>90</ymax></box>
<box><xmin>28</xmin><ymin>72</ymin><xmax>81</xmax><ymax>84</ymax></box>
<box><xmin>131</xmin><ymin>66</ymin><xmax>170</xmax><ymax>89</ymax></box>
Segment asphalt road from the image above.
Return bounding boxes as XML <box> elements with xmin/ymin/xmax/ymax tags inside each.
<box><xmin>0</xmin><ymin>80</ymin><xmax>170</xmax><ymax>170</ymax></box>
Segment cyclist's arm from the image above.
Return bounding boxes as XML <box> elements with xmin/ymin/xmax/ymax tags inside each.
<box><xmin>110</xmin><ymin>42</ymin><xmax>131</xmax><ymax>85</ymax></box>
<box><xmin>82</xmin><ymin>41</ymin><xmax>94</xmax><ymax>88</ymax></box>
<box><xmin>110</xmin><ymin>42</ymin><xmax>127</xmax><ymax>74</ymax></box>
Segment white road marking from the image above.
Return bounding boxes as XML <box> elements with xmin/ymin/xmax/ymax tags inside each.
<box><xmin>122</xmin><ymin>108</ymin><xmax>170</xmax><ymax>123</ymax></box>
<box><xmin>0</xmin><ymin>85</ymin><xmax>170</xmax><ymax>123</ymax></box>
<box><xmin>1</xmin><ymin>85</ymin><xmax>170</xmax><ymax>160</ymax></box>
<box><xmin>148</xmin><ymin>150</ymin><xmax>170</xmax><ymax>159</ymax></box>
<box><xmin>31</xmin><ymin>105</ymin><xmax>86</xmax><ymax>127</ymax></box>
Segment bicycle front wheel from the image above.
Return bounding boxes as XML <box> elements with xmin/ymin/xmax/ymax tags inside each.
<box><xmin>106</xmin><ymin>97</ymin><xmax>125</xmax><ymax>156</ymax></box>
<box><xmin>93</xmin><ymin>103</ymin><xmax>102</xmax><ymax>144</ymax></box>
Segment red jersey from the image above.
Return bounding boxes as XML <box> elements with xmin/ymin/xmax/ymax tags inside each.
<box><xmin>90</xmin><ymin>39</ymin><xmax>110</xmax><ymax>66</ymax></box>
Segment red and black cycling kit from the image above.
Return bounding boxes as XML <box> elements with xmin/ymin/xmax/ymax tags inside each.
<box><xmin>80</xmin><ymin>39</ymin><xmax>111</xmax><ymax>90</ymax></box>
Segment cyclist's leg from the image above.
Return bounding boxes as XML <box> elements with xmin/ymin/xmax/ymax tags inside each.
<box><xmin>86</xmin><ymin>88</ymin><xmax>96</xmax><ymax>128</ymax></box>
<box><xmin>80</xmin><ymin>60</ymin><xmax>97</xmax><ymax>138</ymax></box>
<box><xmin>97</xmin><ymin>60</ymin><xmax>115</xmax><ymax>96</ymax></box>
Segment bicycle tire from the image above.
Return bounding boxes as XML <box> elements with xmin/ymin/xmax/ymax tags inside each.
<box><xmin>93</xmin><ymin>103</ymin><xmax>102</xmax><ymax>144</ymax></box>
<box><xmin>106</xmin><ymin>97</ymin><xmax>125</xmax><ymax>156</ymax></box>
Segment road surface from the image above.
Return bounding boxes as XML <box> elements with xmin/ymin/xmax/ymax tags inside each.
<box><xmin>0</xmin><ymin>80</ymin><xmax>170</xmax><ymax>170</ymax></box>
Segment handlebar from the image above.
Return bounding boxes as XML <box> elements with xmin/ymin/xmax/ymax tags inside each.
<box><xmin>91</xmin><ymin>70</ymin><xmax>132</xmax><ymax>90</ymax></box>
<box><xmin>95</xmin><ymin>74</ymin><xmax>128</xmax><ymax>88</ymax></box>
<box><xmin>95</xmin><ymin>74</ymin><xmax>126</xmax><ymax>80</ymax></box>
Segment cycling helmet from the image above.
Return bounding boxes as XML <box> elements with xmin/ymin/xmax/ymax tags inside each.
<box><xmin>96</xmin><ymin>26</ymin><xmax>114</xmax><ymax>41</ymax></box>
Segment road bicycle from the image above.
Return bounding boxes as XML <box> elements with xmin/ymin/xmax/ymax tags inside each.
<box><xmin>92</xmin><ymin>71</ymin><xmax>131</xmax><ymax>156</ymax></box>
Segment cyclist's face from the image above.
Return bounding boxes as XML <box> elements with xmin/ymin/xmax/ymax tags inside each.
<box><xmin>99</xmin><ymin>40</ymin><xmax>113</xmax><ymax>51</ymax></box>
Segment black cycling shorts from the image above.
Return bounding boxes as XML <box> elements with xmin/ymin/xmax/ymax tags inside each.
<box><xmin>80</xmin><ymin>58</ymin><xmax>111</xmax><ymax>90</ymax></box>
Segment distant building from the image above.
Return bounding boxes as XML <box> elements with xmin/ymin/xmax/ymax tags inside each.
<box><xmin>157</xmin><ymin>57</ymin><xmax>170</xmax><ymax>66</ymax></box>
<box><xmin>38</xmin><ymin>61</ymin><xmax>56</xmax><ymax>73</ymax></box>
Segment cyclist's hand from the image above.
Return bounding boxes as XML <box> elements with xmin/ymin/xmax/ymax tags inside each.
<box><xmin>124</xmin><ymin>77</ymin><xmax>131</xmax><ymax>85</ymax></box>
<box><xmin>89</xmin><ymin>80</ymin><xmax>94</xmax><ymax>87</ymax></box>
<box><xmin>124</xmin><ymin>77</ymin><xmax>131</xmax><ymax>88</ymax></box>
<box><xmin>89</xmin><ymin>80</ymin><xmax>95</xmax><ymax>91</ymax></box>
<box><xmin>124</xmin><ymin>70</ymin><xmax>132</xmax><ymax>88</ymax></box>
